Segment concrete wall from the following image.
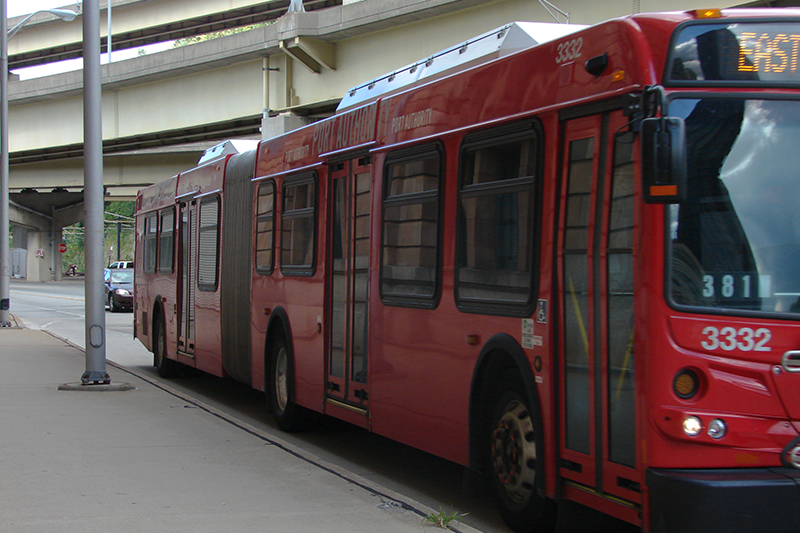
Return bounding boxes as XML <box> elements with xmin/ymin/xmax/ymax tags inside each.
<box><xmin>9</xmin><ymin>0</ymin><xmax>735</xmax><ymax>154</ymax></box>
<box><xmin>5</xmin><ymin>0</ymin><xmax>737</xmax><ymax>281</ymax></box>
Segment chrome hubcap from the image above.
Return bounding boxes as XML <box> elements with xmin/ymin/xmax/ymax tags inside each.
<box><xmin>492</xmin><ymin>399</ymin><xmax>537</xmax><ymax>503</ymax></box>
<box><xmin>275</xmin><ymin>347</ymin><xmax>289</xmax><ymax>412</ymax></box>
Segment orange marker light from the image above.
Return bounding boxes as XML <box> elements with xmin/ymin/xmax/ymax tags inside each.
<box><xmin>692</xmin><ymin>8</ymin><xmax>722</xmax><ymax>19</ymax></box>
<box><xmin>612</xmin><ymin>70</ymin><xmax>626</xmax><ymax>82</ymax></box>
<box><xmin>649</xmin><ymin>185</ymin><xmax>678</xmax><ymax>197</ymax></box>
<box><xmin>465</xmin><ymin>334</ymin><xmax>481</xmax><ymax>345</ymax></box>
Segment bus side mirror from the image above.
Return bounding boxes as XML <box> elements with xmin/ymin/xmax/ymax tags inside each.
<box><xmin>641</xmin><ymin>117</ymin><xmax>687</xmax><ymax>204</ymax></box>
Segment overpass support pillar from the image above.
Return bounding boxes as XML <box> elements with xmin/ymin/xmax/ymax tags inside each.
<box><xmin>261</xmin><ymin>113</ymin><xmax>312</xmax><ymax>141</ymax></box>
<box><xmin>25</xmin><ymin>229</ymin><xmax>52</xmax><ymax>282</ymax></box>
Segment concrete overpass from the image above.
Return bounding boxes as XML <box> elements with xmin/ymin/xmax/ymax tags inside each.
<box><xmin>7</xmin><ymin>0</ymin><xmax>743</xmax><ymax>280</ymax></box>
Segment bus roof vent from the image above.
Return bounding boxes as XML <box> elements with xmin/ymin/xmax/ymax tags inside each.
<box><xmin>337</xmin><ymin>21</ymin><xmax>586</xmax><ymax>111</ymax></box>
<box><xmin>198</xmin><ymin>139</ymin><xmax>259</xmax><ymax>165</ymax></box>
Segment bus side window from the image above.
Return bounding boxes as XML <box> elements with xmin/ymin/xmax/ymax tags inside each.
<box><xmin>143</xmin><ymin>212</ymin><xmax>158</xmax><ymax>274</ymax></box>
<box><xmin>255</xmin><ymin>180</ymin><xmax>275</xmax><ymax>275</ymax></box>
<box><xmin>197</xmin><ymin>196</ymin><xmax>221</xmax><ymax>290</ymax></box>
<box><xmin>281</xmin><ymin>173</ymin><xmax>317</xmax><ymax>275</ymax></box>
<box><xmin>456</xmin><ymin>122</ymin><xmax>540</xmax><ymax>315</ymax></box>
<box><xmin>380</xmin><ymin>145</ymin><xmax>443</xmax><ymax>306</ymax></box>
<box><xmin>158</xmin><ymin>207</ymin><xmax>175</xmax><ymax>274</ymax></box>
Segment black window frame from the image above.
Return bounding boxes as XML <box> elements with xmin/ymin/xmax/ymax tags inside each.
<box><xmin>280</xmin><ymin>172</ymin><xmax>317</xmax><ymax>276</ymax></box>
<box><xmin>379</xmin><ymin>143</ymin><xmax>444</xmax><ymax>308</ymax></box>
<box><xmin>454</xmin><ymin>120</ymin><xmax>543</xmax><ymax>317</ymax></box>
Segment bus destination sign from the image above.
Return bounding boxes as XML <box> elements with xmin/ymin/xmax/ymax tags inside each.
<box><xmin>668</xmin><ymin>22</ymin><xmax>800</xmax><ymax>84</ymax></box>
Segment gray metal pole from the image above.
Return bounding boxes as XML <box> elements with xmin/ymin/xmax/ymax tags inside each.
<box><xmin>0</xmin><ymin>0</ymin><xmax>10</xmax><ymax>328</ymax></box>
<box><xmin>82</xmin><ymin>0</ymin><xmax>109</xmax><ymax>384</ymax></box>
<box><xmin>106</xmin><ymin>0</ymin><xmax>111</xmax><ymax>63</ymax></box>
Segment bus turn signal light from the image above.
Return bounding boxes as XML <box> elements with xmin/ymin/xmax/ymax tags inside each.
<box><xmin>649</xmin><ymin>185</ymin><xmax>679</xmax><ymax>198</ymax></box>
<box><xmin>674</xmin><ymin>369</ymin><xmax>700</xmax><ymax>399</ymax></box>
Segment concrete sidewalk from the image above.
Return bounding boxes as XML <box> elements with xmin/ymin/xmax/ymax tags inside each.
<box><xmin>0</xmin><ymin>326</ymin><xmax>477</xmax><ymax>533</ymax></box>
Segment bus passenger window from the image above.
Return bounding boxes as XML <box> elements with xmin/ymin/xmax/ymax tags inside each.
<box><xmin>456</xmin><ymin>124</ymin><xmax>539</xmax><ymax>313</ymax></box>
<box><xmin>281</xmin><ymin>174</ymin><xmax>316</xmax><ymax>275</ymax></box>
<box><xmin>255</xmin><ymin>181</ymin><xmax>275</xmax><ymax>274</ymax></box>
<box><xmin>158</xmin><ymin>208</ymin><xmax>174</xmax><ymax>274</ymax></box>
<box><xmin>143</xmin><ymin>212</ymin><xmax>158</xmax><ymax>274</ymax></box>
<box><xmin>380</xmin><ymin>147</ymin><xmax>442</xmax><ymax>304</ymax></box>
<box><xmin>198</xmin><ymin>196</ymin><xmax>220</xmax><ymax>290</ymax></box>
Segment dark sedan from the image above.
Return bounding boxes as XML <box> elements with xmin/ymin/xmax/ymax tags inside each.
<box><xmin>104</xmin><ymin>268</ymin><xmax>133</xmax><ymax>312</ymax></box>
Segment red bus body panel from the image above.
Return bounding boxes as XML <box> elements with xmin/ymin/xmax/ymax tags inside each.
<box><xmin>134</xmin><ymin>9</ymin><xmax>800</xmax><ymax>532</ymax></box>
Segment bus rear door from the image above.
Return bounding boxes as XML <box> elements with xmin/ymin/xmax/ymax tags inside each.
<box><xmin>178</xmin><ymin>199</ymin><xmax>196</xmax><ymax>358</ymax></box>
<box><xmin>327</xmin><ymin>156</ymin><xmax>372</xmax><ymax>412</ymax></box>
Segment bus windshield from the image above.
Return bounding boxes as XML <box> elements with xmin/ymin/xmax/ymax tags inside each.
<box><xmin>669</xmin><ymin>97</ymin><xmax>800</xmax><ymax>315</ymax></box>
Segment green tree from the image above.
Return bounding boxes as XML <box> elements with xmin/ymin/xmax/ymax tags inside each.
<box><xmin>60</xmin><ymin>200</ymin><xmax>136</xmax><ymax>274</ymax></box>
<box><xmin>104</xmin><ymin>201</ymin><xmax>136</xmax><ymax>266</ymax></box>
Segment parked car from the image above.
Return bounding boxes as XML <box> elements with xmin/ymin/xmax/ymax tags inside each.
<box><xmin>104</xmin><ymin>268</ymin><xmax>134</xmax><ymax>312</ymax></box>
<box><xmin>107</xmin><ymin>260</ymin><xmax>133</xmax><ymax>269</ymax></box>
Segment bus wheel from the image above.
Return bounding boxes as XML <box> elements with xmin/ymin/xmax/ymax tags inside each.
<box><xmin>153</xmin><ymin>315</ymin><xmax>180</xmax><ymax>378</ymax></box>
<box><xmin>269</xmin><ymin>338</ymin><xmax>304</xmax><ymax>432</ymax></box>
<box><xmin>490</xmin><ymin>388</ymin><xmax>555</xmax><ymax>533</ymax></box>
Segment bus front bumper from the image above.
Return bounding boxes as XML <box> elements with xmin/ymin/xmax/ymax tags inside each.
<box><xmin>647</xmin><ymin>468</ymin><xmax>800</xmax><ymax>533</ymax></box>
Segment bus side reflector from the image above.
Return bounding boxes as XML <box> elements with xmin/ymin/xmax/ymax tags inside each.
<box><xmin>612</xmin><ymin>70</ymin><xmax>625</xmax><ymax>82</ymax></box>
<box><xmin>692</xmin><ymin>9</ymin><xmax>722</xmax><ymax>19</ymax></box>
<box><xmin>264</xmin><ymin>308</ymin><xmax>271</xmax><ymax>315</ymax></box>
<box><xmin>649</xmin><ymin>185</ymin><xmax>679</xmax><ymax>197</ymax></box>
<box><xmin>465</xmin><ymin>334</ymin><xmax>480</xmax><ymax>345</ymax></box>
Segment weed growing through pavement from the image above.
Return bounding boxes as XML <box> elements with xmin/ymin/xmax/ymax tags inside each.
<box><xmin>422</xmin><ymin>507</ymin><xmax>466</xmax><ymax>529</ymax></box>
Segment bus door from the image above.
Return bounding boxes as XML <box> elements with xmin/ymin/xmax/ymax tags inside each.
<box><xmin>178</xmin><ymin>199</ymin><xmax>196</xmax><ymax>357</ymax></box>
<box><xmin>558</xmin><ymin>111</ymin><xmax>639</xmax><ymax>504</ymax></box>
<box><xmin>327</xmin><ymin>156</ymin><xmax>372</xmax><ymax>410</ymax></box>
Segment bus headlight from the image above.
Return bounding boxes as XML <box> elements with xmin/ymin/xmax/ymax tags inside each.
<box><xmin>707</xmin><ymin>418</ymin><xmax>727</xmax><ymax>439</ymax></box>
<box><xmin>683</xmin><ymin>416</ymin><xmax>702</xmax><ymax>437</ymax></box>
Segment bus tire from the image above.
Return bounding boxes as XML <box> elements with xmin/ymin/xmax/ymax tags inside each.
<box><xmin>153</xmin><ymin>314</ymin><xmax>180</xmax><ymax>378</ymax></box>
<box><xmin>490</xmin><ymin>383</ymin><xmax>556</xmax><ymax>533</ymax></box>
<box><xmin>268</xmin><ymin>337</ymin><xmax>304</xmax><ymax>432</ymax></box>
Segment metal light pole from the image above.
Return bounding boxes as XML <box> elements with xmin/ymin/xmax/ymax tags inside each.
<box><xmin>1</xmin><ymin>0</ymin><xmax>9</xmax><ymax>327</ymax></box>
<box><xmin>82</xmin><ymin>0</ymin><xmax>109</xmax><ymax>384</ymax></box>
<box><xmin>1</xmin><ymin>6</ymin><xmax>77</xmax><ymax>327</ymax></box>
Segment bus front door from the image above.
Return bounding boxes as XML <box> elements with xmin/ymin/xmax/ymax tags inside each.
<box><xmin>558</xmin><ymin>111</ymin><xmax>640</xmax><ymax>507</ymax></box>
<box><xmin>327</xmin><ymin>156</ymin><xmax>372</xmax><ymax>411</ymax></box>
<box><xmin>178</xmin><ymin>200</ymin><xmax>196</xmax><ymax>358</ymax></box>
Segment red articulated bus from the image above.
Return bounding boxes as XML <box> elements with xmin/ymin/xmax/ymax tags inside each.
<box><xmin>134</xmin><ymin>9</ymin><xmax>800</xmax><ymax>532</ymax></box>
